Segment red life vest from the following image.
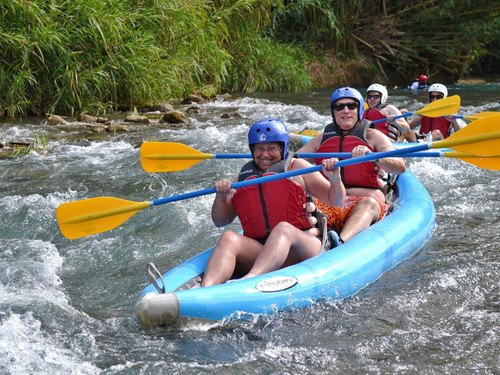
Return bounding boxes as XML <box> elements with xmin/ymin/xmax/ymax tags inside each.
<box><xmin>314</xmin><ymin>120</ymin><xmax>381</xmax><ymax>189</ymax></box>
<box><xmin>231</xmin><ymin>160</ymin><xmax>312</xmax><ymax>241</ymax></box>
<box><xmin>363</xmin><ymin>106</ymin><xmax>399</xmax><ymax>141</ymax></box>
<box><xmin>420</xmin><ymin>116</ymin><xmax>452</xmax><ymax>138</ymax></box>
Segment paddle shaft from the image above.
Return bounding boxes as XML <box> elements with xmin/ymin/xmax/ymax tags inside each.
<box><xmin>151</xmin><ymin>153</ymin><xmax>252</xmax><ymax>160</ymax></box>
<box><xmin>149</xmin><ymin>142</ymin><xmax>443</xmax><ymax>207</ymax></box>
<box><xmin>170</xmin><ymin>151</ymin><xmax>467</xmax><ymax>161</ymax></box>
<box><xmin>369</xmin><ymin>95</ymin><xmax>461</xmax><ymax>131</ymax></box>
<box><xmin>146</xmin><ymin>149</ymin><xmax>464</xmax><ymax>161</ymax></box>
<box><xmin>151</xmin><ymin>124</ymin><xmax>500</xmax><ymax>208</ymax></box>
<box><xmin>383</xmin><ymin>112</ymin><xmax>457</xmax><ymax>122</ymax></box>
<box><xmin>371</xmin><ymin>113</ymin><xmax>409</xmax><ymax>124</ymax></box>
<box><xmin>140</xmin><ymin>96</ymin><xmax>463</xmax><ymax>173</ymax></box>
<box><xmin>58</xmin><ymin>114</ymin><xmax>500</xmax><ymax>239</ymax></box>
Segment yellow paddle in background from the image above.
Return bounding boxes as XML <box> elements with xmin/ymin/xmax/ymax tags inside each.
<box><xmin>407</xmin><ymin>94</ymin><xmax>461</xmax><ymax>118</ymax></box>
<box><xmin>57</xmin><ymin>114</ymin><xmax>500</xmax><ymax>240</ymax></box>
<box><xmin>141</xmin><ymin>95</ymin><xmax>462</xmax><ymax>172</ymax></box>
<box><xmin>296</xmin><ymin>110</ymin><xmax>497</xmax><ymax>138</ymax></box>
<box><xmin>140</xmin><ymin>142</ymin><xmax>250</xmax><ymax>173</ymax></box>
<box><xmin>458</xmin><ymin>111</ymin><xmax>499</xmax><ymax>121</ymax></box>
<box><xmin>139</xmin><ymin>142</ymin><xmax>500</xmax><ymax>172</ymax></box>
<box><xmin>431</xmin><ymin>151</ymin><xmax>500</xmax><ymax>171</ymax></box>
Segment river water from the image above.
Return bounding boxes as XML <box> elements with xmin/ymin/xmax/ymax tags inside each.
<box><xmin>1</xmin><ymin>84</ymin><xmax>499</xmax><ymax>374</ymax></box>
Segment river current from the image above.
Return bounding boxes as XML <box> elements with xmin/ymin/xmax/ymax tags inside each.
<box><xmin>1</xmin><ymin>84</ymin><xmax>499</xmax><ymax>374</ymax></box>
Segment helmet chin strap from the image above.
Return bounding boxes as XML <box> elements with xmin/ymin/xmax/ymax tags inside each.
<box><xmin>284</xmin><ymin>151</ymin><xmax>294</xmax><ymax>171</ymax></box>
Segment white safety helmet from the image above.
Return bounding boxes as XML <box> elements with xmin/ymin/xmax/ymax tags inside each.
<box><xmin>427</xmin><ymin>83</ymin><xmax>448</xmax><ymax>98</ymax></box>
<box><xmin>366</xmin><ymin>83</ymin><xmax>388</xmax><ymax>104</ymax></box>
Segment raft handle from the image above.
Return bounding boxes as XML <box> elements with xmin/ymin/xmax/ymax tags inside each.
<box><xmin>147</xmin><ymin>262</ymin><xmax>166</xmax><ymax>294</ymax></box>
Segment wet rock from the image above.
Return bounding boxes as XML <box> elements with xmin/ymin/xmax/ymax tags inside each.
<box><xmin>47</xmin><ymin>114</ymin><xmax>68</xmax><ymax>125</ymax></box>
<box><xmin>1</xmin><ymin>141</ymin><xmax>32</xmax><ymax>149</ymax></box>
<box><xmin>186</xmin><ymin>106</ymin><xmax>201</xmax><ymax>114</ymax></box>
<box><xmin>96</xmin><ymin>116</ymin><xmax>110</xmax><ymax>124</ymax></box>
<box><xmin>86</xmin><ymin>124</ymin><xmax>107</xmax><ymax>133</ymax></box>
<box><xmin>221</xmin><ymin>112</ymin><xmax>243</xmax><ymax>119</ymax></box>
<box><xmin>124</xmin><ymin>114</ymin><xmax>152</xmax><ymax>124</ymax></box>
<box><xmin>77</xmin><ymin>113</ymin><xmax>110</xmax><ymax>124</ymax></box>
<box><xmin>0</xmin><ymin>141</ymin><xmax>33</xmax><ymax>157</ymax></box>
<box><xmin>182</xmin><ymin>94</ymin><xmax>204</xmax><ymax>104</ymax></box>
<box><xmin>78</xmin><ymin>113</ymin><xmax>98</xmax><ymax>123</ymax></box>
<box><xmin>149</xmin><ymin>103</ymin><xmax>175</xmax><ymax>112</ymax></box>
<box><xmin>161</xmin><ymin>111</ymin><xmax>187</xmax><ymax>124</ymax></box>
<box><xmin>107</xmin><ymin>124</ymin><xmax>129</xmax><ymax>132</ymax></box>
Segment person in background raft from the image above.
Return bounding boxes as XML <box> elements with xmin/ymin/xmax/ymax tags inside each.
<box><xmin>297</xmin><ymin>87</ymin><xmax>406</xmax><ymax>246</ymax></box>
<box><xmin>363</xmin><ymin>83</ymin><xmax>412</xmax><ymax>142</ymax></box>
<box><xmin>201</xmin><ymin>119</ymin><xmax>345</xmax><ymax>287</ymax></box>
<box><xmin>409</xmin><ymin>74</ymin><xmax>428</xmax><ymax>90</ymax></box>
<box><xmin>404</xmin><ymin>83</ymin><xmax>464</xmax><ymax>141</ymax></box>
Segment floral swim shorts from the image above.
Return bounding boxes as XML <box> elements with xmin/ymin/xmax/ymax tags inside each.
<box><xmin>314</xmin><ymin>195</ymin><xmax>389</xmax><ymax>233</ymax></box>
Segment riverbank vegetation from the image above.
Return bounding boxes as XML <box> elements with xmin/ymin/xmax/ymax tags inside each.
<box><xmin>1</xmin><ymin>0</ymin><xmax>499</xmax><ymax>117</ymax></box>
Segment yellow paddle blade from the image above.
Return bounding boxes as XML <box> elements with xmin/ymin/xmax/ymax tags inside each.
<box><xmin>57</xmin><ymin>197</ymin><xmax>150</xmax><ymax>240</ymax></box>
<box><xmin>140</xmin><ymin>142</ymin><xmax>212</xmax><ymax>172</ymax></box>
<box><xmin>414</xmin><ymin>95</ymin><xmax>461</xmax><ymax>117</ymax></box>
<box><xmin>445</xmin><ymin>151</ymin><xmax>500</xmax><ymax>171</ymax></box>
<box><xmin>433</xmin><ymin>114</ymin><xmax>500</xmax><ymax>155</ymax></box>
<box><xmin>464</xmin><ymin>111</ymin><xmax>499</xmax><ymax>121</ymax></box>
<box><xmin>293</xmin><ymin>129</ymin><xmax>321</xmax><ymax>137</ymax></box>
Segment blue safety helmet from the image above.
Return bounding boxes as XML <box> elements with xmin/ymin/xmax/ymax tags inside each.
<box><xmin>329</xmin><ymin>87</ymin><xmax>365</xmax><ymax>121</ymax></box>
<box><xmin>248</xmin><ymin>118</ymin><xmax>289</xmax><ymax>159</ymax></box>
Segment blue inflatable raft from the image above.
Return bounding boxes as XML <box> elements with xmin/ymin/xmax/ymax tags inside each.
<box><xmin>137</xmin><ymin>169</ymin><xmax>435</xmax><ymax>326</ymax></box>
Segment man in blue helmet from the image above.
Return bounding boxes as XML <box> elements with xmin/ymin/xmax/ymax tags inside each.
<box><xmin>297</xmin><ymin>87</ymin><xmax>406</xmax><ymax>246</ymax></box>
<box><xmin>201</xmin><ymin>119</ymin><xmax>346</xmax><ymax>287</ymax></box>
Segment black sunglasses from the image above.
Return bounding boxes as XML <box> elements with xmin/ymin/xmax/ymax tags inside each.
<box><xmin>366</xmin><ymin>94</ymin><xmax>381</xmax><ymax>100</ymax></box>
<box><xmin>333</xmin><ymin>102</ymin><xmax>359</xmax><ymax>111</ymax></box>
<box><xmin>429</xmin><ymin>94</ymin><xmax>444</xmax><ymax>100</ymax></box>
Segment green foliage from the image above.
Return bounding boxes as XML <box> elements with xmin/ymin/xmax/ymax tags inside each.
<box><xmin>207</xmin><ymin>0</ymin><xmax>312</xmax><ymax>92</ymax></box>
<box><xmin>377</xmin><ymin>1</ymin><xmax>494</xmax><ymax>81</ymax></box>
<box><xmin>0</xmin><ymin>0</ymin><xmax>498</xmax><ymax>117</ymax></box>
<box><xmin>467</xmin><ymin>12</ymin><xmax>500</xmax><ymax>75</ymax></box>
<box><xmin>0</xmin><ymin>0</ymin><xmax>312</xmax><ymax>117</ymax></box>
<box><xmin>225</xmin><ymin>34</ymin><xmax>311</xmax><ymax>92</ymax></box>
<box><xmin>268</xmin><ymin>0</ymin><xmax>364</xmax><ymax>56</ymax></box>
<box><xmin>380</xmin><ymin>0</ymin><xmax>500</xmax><ymax>80</ymax></box>
<box><xmin>268</xmin><ymin>0</ymin><xmax>500</xmax><ymax>82</ymax></box>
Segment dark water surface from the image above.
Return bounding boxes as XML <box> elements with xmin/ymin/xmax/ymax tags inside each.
<box><xmin>1</xmin><ymin>84</ymin><xmax>499</xmax><ymax>374</ymax></box>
